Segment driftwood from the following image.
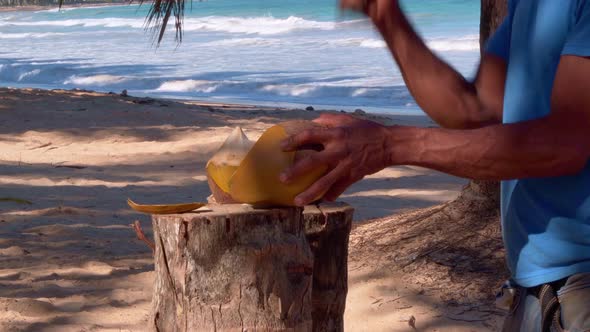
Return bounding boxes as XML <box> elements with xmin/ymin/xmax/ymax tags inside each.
<box><xmin>150</xmin><ymin>202</ymin><xmax>353</xmax><ymax>332</ymax></box>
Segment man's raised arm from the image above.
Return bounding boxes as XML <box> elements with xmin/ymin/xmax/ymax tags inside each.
<box><xmin>343</xmin><ymin>0</ymin><xmax>507</xmax><ymax>129</ymax></box>
<box><xmin>280</xmin><ymin>55</ymin><xmax>590</xmax><ymax>206</ymax></box>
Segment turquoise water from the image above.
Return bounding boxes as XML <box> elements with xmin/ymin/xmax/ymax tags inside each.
<box><xmin>0</xmin><ymin>0</ymin><xmax>480</xmax><ymax>114</ymax></box>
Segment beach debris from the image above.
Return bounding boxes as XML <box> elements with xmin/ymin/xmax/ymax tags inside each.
<box><xmin>408</xmin><ymin>315</ymin><xmax>417</xmax><ymax>329</ymax></box>
<box><xmin>131</xmin><ymin>220</ymin><xmax>155</xmax><ymax>253</ymax></box>
<box><xmin>55</xmin><ymin>165</ymin><xmax>86</xmax><ymax>170</ymax></box>
<box><xmin>133</xmin><ymin>98</ymin><xmax>156</xmax><ymax>105</ymax></box>
<box><xmin>305</xmin><ymin>106</ymin><xmax>315</xmax><ymax>111</ymax></box>
<box><xmin>207</xmin><ymin>120</ymin><xmax>328</xmax><ymax>206</ymax></box>
<box><xmin>0</xmin><ymin>197</ymin><xmax>33</xmax><ymax>205</ymax></box>
<box><xmin>120</xmin><ymin>89</ymin><xmax>128</xmax><ymax>97</ymax></box>
<box><xmin>127</xmin><ymin>199</ymin><xmax>205</xmax><ymax>214</ymax></box>
<box><xmin>27</xmin><ymin>142</ymin><xmax>52</xmax><ymax>150</ymax></box>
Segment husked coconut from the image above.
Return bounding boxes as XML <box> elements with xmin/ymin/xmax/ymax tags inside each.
<box><xmin>206</xmin><ymin>120</ymin><xmax>328</xmax><ymax>206</ymax></box>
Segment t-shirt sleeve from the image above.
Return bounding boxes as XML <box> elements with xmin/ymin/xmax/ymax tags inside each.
<box><xmin>484</xmin><ymin>16</ymin><xmax>512</xmax><ymax>61</ymax></box>
<box><xmin>563</xmin><ymin>0</ymin><xmax>590</xmax><ymax>56</ymax></box>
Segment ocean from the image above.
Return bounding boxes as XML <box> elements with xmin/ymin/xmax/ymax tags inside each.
<box><xmin>0</xmin><ymin>0</ymin><xmax>480</xmax><ymax>114</ymax></box>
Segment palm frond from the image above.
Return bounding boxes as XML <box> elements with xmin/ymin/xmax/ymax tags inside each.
<box><xmin>139</xmin><ymin>0</ymin><xmax>186</xmax><ymax>45</ymax></box>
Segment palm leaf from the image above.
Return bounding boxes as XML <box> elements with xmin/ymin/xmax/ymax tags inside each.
<box><xmin>138</xmin><ymin>0</ymin><xmax>187</xmax><ymax>45</ymax></box>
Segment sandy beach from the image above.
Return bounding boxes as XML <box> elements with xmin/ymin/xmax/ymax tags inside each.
<box><xmin>0</xmin><ymin>87</ymin><xmax>505</xmax><ymax>331</ymax></box>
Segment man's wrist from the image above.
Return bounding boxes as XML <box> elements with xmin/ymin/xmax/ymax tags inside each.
<box><xmin>382</xmin><ymin>125</ymin><xmax>425</xmax><ymax>167</ymax></box>
<box><xmin>371</xmin><ymin>2</ymin><xmax>403</xmax><ymax>34</ymax></box>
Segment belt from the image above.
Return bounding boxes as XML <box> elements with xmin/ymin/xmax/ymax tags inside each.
<box><xmin>528</xmin><ymin>278</ymin><xmax>568</xmax><ymax>332</ymax></box>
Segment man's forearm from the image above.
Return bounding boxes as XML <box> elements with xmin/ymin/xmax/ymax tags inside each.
<box><xmin>374</xmin><ymin>5</ymin><xmax>493</xmax><ymax>129</ymax></box>
<box><xmin>385</xmin><ymin>118</ymin><xmax>589</xmax><ymax>180</ymax></box>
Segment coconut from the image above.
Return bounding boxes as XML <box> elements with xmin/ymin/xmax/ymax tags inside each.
<box><xmin>206</xmin><ymin>126</ymin><xmax>253</xmax><ymax>204</ymax></box>
<box><xmin>206</xmin><ymin>120</ymin><xmax>328</xmax><ymax>206</ymax></box>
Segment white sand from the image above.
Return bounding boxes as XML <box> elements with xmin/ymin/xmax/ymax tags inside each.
<box><xmin>0</xmin><ymin>88</ymin><xmax>503</xmax><ymax>331</ymax></box>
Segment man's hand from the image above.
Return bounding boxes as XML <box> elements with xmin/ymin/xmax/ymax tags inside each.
<box><xmin>340</xmin><ymin>0</ymin><xmax>400</xmax><ymax>25</ymax></box>
<box><xmin>280</xmin><ymin>113</ymin><xmax>390</xmax><ymax>206</ymax></box>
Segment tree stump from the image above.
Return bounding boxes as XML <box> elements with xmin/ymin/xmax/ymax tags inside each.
<box><xmin>150</xmin><ymin>202</ymin><xmax>353</xmax><ymax>332</ymax></box>
<box><xmin>303</xmin><ymin>203</ymin><xmax>352</xmax><ymax>332</ymax></box>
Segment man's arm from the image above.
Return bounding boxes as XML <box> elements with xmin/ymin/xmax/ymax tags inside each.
<box><xmin>281</xmin><ymin>56</ymin><xmax>590</xmax><ymax>206</ymax></box>
<box><xmin>384</xmin><ymin>55</ymin><xmax>590</xmax><ymax>180</ymax></box>
<box><xmin>344</xmin><ymin>0</ymin><xmax>506</xmax><ymax>129</ymax></box>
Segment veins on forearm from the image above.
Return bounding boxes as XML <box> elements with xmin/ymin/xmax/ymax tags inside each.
<box><xmin>388</xmin><ymin>119</ymin><xmax>589</xmax><ymax>181</ymax></box>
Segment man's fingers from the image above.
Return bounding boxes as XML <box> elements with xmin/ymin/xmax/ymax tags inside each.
<box><xmin>340</xmin><ymin>0</ymin><xmax>364</xmax><ymax>11</ymax></box>
<box><xmin>313</xmin><ymin>113</ymin><xmax>358</xmax><ymax>127</ymax></box>
<box><xmin>294</xmin><ymin>163</ymin><xmax>347</xmax><ymax>206</ymax></box>
<box><xmin>280</xmin><ymin>150</ymin><xmax>338</xmax><ymax>183</ymax></box>
<box><xmin>323</xmin><ymin>179</ymin><xmax>352</xmax><ymax>201</ymax></box>
<box><xmin>281</xmin><ymin>128</ymin><xmax>333</xmax><ymax>152</ymax></box>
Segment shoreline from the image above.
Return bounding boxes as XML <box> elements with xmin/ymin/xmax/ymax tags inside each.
<box><xmin>3</xmin><ymin>83</ymin><xmax>430</xmax><ymax>120</ymax></box>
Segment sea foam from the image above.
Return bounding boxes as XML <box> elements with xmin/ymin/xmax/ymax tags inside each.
<box><xmin>156</xmin><ymin>80</ymin><xmax>219</xmax><ymax>93</ymax></box>
<box><xmin>183</xmin><ymin>15</ymin><xmax>336</xmax><ymax>35</ymax></box>
<box><xmin>0</xmin><ymin>18</ymin><xmax>144</xmax><ymax>28</ymax></box>
<box><xmin>428</xmin><ymin>35</ymin><xmax>479</xmax><ymax>51</ymax></box>
<box><xmin>0</xmin><ymin>15</ymin><xmax>334</xmax><ymax>35</ymax></box>
<box><xmin>64</xmin><ymin>75</ymin><xmax>127</xmax><ymax>86</ymax></box>
<box><xmin>0</xmin><ymin>32</ymin><xmax>66</xmax><ymax>39</ymax></box>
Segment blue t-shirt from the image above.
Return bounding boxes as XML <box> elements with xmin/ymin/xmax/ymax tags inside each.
<box><xmin>486</xmin><ymin>0</ymin><xmax>590</xmax><ymax>287</ymax></box>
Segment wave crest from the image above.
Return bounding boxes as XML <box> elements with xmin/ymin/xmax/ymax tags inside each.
<box><xmin>427</xmin><ymin>35</ymin><xmax>479</xmax><ymax>51</ymax></box>
<box><xmin>0</xmin><ymin>15</ymin><xmax>335</xmax><ymax>35</ymax></box>
<box><xmin>183</xmin><ymin>15</ymin><xmax>336</xmax><ymax>35</ymax></box>
<box><xmin>156</xmin><ymin>80</ymin><xmax>219</xmax><ymax>93</ymax></box>
<box><xmin>0</xmin><ymin>32</ymin><xmax>66</xmax><ymax>39</ymax></box>
<box><xmin>64</xmin><ymin>75</ymin><xmax>127</xmax><ymax>86</ymax></box>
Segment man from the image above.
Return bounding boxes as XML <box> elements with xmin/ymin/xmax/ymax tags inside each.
<box><xmin>279</xmin><ymin>0</ymin><xmax>590</xmax><ymax>330</ymax></box>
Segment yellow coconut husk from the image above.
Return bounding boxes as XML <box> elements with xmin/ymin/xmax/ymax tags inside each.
<box><xmin>207</xmin><ymin>120</ymin><xmax>328</xmax><ymax>206</ymax></box>
<box><xmin>127</xmin><ymin>198</ymin><xmax>206</xmax><ymax>214</ymax></box>
<box><xmin>206</xmin><ymin>126</ymin><xmax>253</xmax><ymax>203</ymax></box>
<box><xmin>207</xmin><ymin>176</ymin><xmax>237</xmax><ymax>204</ymax></box>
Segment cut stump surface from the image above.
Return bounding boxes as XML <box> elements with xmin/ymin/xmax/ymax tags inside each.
<box><xmin>151</xmin><ymin>202</ymin><xmax>353</xmax><ymax>332</ymax></box>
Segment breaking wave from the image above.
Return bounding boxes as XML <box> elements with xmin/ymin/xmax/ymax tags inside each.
<box><xmin>328</xmin><ymin>35</ymin><xmax>478</xmax><ymax>51</ymax></box>
<box><xmin>0</xmin><ymin>15</ymin><xmax>336</xmax><ymax>35</ymax></box>
<box><xmin>156</xmin><ymin>80</ymin><xmax>220</xmax><ymax>93</ymax></box>
<box><xmin>0</xmin><ymin>32</ymin><xmax>67</xmax><ymax>39</ymax></box>
<box><xmin>64</xmin><ymin>74</ymin><xmax>128</xmax><ymax>86</ymax></box>
<box><xmin>427</xmin><ymin>35</ymin><xmax>479</xmax><ymax>51</ymax></box>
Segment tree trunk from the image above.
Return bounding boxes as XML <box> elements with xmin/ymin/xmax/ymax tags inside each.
<box><xmin>469</xmin><ymin>0</ymin><xmax>509</xmax><ymax>205</ymax></box>
<box><xmin>150</xmin><ymin>203</ymin><xmax>353</xmax><ymax>332</ymax></box>
<box><xmin>480</xmin><ymin>0</ymin><xmax>509</xmax><ymax>50</ymax></box>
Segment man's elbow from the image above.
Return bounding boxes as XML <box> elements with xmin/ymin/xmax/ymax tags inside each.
<box><xmin>556</xmin><ymin>151</ymin><xmax>589</xmax><ymax>177</ymax></box>
<box><xmin>450</xmin><ymin>96</ymin><xmax>500</xmax><ymax>130</ymax></box>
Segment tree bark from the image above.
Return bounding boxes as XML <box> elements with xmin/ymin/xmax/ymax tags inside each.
<box><xmin>303</xmin><ymin>203</ymin><xmax>353</xmax><ymax>332</ymax></box>
<box><xmin>480</xmin><ymin>0</ymin><xmax>509</xmax><ymax>50</ymax></box>
<box><xmin>469</xmin><ymin>0</ymin><xmax>509</xmax><ymax>206</ymax></box>
<box><xmin>150</xmin><ymin>203</ymin><xmax>353</xmax><ymax>332</ymax></box>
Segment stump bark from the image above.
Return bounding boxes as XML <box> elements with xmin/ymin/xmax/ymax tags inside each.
<box><xmin>150</xmin><ymin>202</ymin><xmax>353</xmax><ymax>332</ymax></box>
<box><xmin>302</xmin><ymin>204</ymin><xmax>352</xmax><ymax>331</ymax></box>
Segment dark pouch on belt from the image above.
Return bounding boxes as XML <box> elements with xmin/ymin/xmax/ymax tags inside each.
<box><xmin>530</xmin><ymin>280</ymin><xmax>567</xmax><ymax>332</ymax></box>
